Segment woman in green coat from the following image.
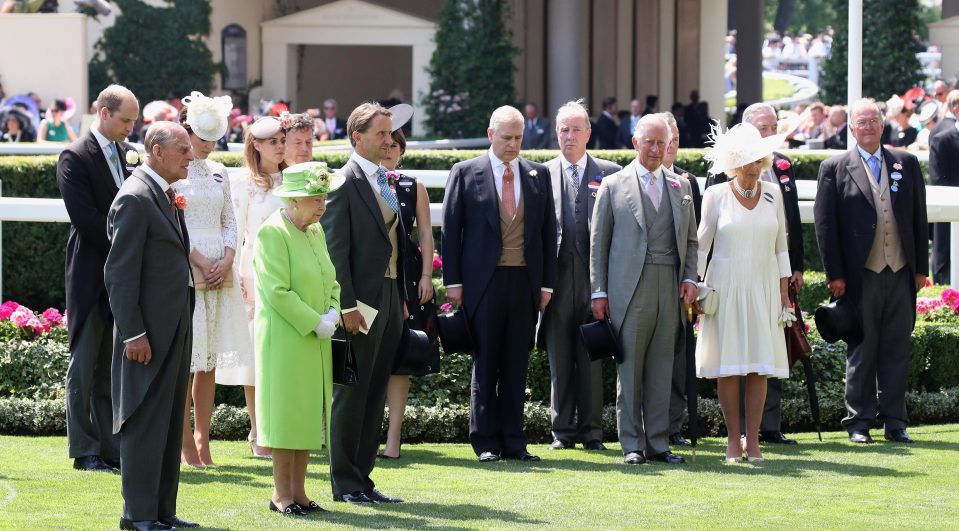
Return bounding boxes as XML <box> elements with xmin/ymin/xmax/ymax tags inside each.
<box><xmin>254</xmin><ymin>161</ymin><xmax>344</xmax><ymax>516</ymax></box>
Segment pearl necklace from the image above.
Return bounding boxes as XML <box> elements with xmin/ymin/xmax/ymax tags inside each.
<box><xmin>733</xmin><ymin>179</ymin><xmax>758</xmax><ymax>199</ymax></box>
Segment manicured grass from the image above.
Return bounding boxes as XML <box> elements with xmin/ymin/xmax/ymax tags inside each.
<box><xmin>725</xmin><ymin>77</ymin><xmax>799</xmax><ymax>108</ymax></box>
<box><xmin>2</xmin><ymin>426</ymin><xmax>959</xmax><ymax>529</ymax></box>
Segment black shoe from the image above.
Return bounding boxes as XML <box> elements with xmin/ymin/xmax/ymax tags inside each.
<box><xmin>158</xmin><ymin>516</ymin><xmax>198</xmax><ymax>528</ymax></box>
<box><xmin>478</xmin><ymin>451</ymin><xmax>501</xmax><ymax>462</ymax></box>
<box><xmin>269</xmin><ymin>500</ymin><xmax>308</xmax><ymax>516</ymax></box>
<box><xmin>759</xmin><ymin>431</ymin><xmax>798</xmax><ymax>445</ymax></box>
<box><xmin>624</xmin><ymin>451</ymin><xmax>646</xmax><ymax>465</ymax></box>
<box><xmin>506</xmin><ymin>451</ymin><xmax>541</xmax><ymax>462</ymax></box>
<box><xmin>885</xmin><ymin>429</ymin><xmax>916</xmax><ymax>444</ymax></box>
<box><xmin>377</xmin><ymin>452</ymin><xmax>401</xmax><ymax>459</ymax></box>
<box><xmin>367</xmin><ymin>489</ymin><xmax>403</xmax><ymax>503</ymax></box>
<box><xmin>647</xmin><ymin>451</ymin><xmax>685</xmax><ymax>464</ymax></box>
<box><xmin>74</xmin><ymin>455</ymin><xmax>118</xmax><ymax>473</ymax></box>
<box><xmin>582</xmin><ymin>440</ymin><xmax>607</xmax><ymax>451</ymax></box>
<box><xmin>301</xmin><ymin>500</ymin><xmax>328</xmax><ymax>512</ymax></box>
<box><xmin>849</xmin><ymin>430</ymin><xmax>873</xmax><ymax>444</ymax></box>
<box><xmin>668</xmin><ymin>433</ymin><xmax>690</xmax><ymax>446</ymax></box>
<box><xmin>119</xmin><ymin>519</ymin><xmax>174</xmax><ymax>531</ymax></box>
<box><xmin>333</xmin><ymin>491</ymin><xmax>376</xmax><ymax>504</ymax></box>
<box><xmin>549</xmin><ymin>439</ymin><xmax>574</xmax><ymax>450</ymax></box>
<box><xmin>104</xmin><ymin>458</ymin><xmax>121</xmax><ymax>470</ymax></box>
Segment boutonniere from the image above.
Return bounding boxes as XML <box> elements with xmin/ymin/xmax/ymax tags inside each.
<box><xmin>125</xmin><ymin>150</ymin><xmax>141</xmax><ymax>165</ymax></box>
<box><xmin>666</xmin><ymin>177</ymin><xmax>681</xmax><ymax>189</ymax></box>
<box><xmin>893</xmin><ymin>162</ymin><xmax>903</xmax><ymax>171</ymax></box>
<box><xmin>681</xmin><ymin>195</ymin><xmax>692</xmax><ymax>206</ymax></box>
<box><xmin>385</xmin><ymin>170</ymin><xmax>399</xmax><ymax>187</ymax></box>
<box><xmin>775</xmin><ymin>158</ymin><xmax>791</xmax><ymax>171</ymax></box>
<box><xmin>529</xmin><ymin>169</ymin><xmax>538</xmax><ymax>177</ymax></box>
<box><xmin>173</xmin><ymin>193</ymin><xmax>188</xmax><ymax>210</ymax></box>
<box><xmin>890</xmin><ymin>171</ymin><xmax>903</xmax><ymax>192</ymax></box>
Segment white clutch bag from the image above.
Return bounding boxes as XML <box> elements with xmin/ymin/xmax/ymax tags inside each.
<box><xmin>696</xmin><ymin>282</ymin><xmax>718</xmax><ymax>315</ymax></box>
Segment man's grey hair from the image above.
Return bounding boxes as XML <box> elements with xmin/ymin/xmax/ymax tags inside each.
<box><xmin>658</xmin><ymin>112</ymin><xmax>678</xmax><ymax>129</ymax></box>
<box><xmin>323</xmin><ymin>98</ymin><xmax>337</xmax><ymax>108</ymax></box>
<box><xmin>145</xmin><ymin>122</ymin><xmax>185</xmax><ymax>158</ymax></box>
<box><xmin>633</xmin><ymin>114</ymin><xmax>672</xmax><ymax>143</ymax></box>
<box><xmin>849</xmin><ymin>98</ymin><xmax>882</xmax><ymax>119</ymax></box>
<box><xmin>554</xmin><ymin>99</ymin><xmax>591</xmax><ymax>127</ymax></box>
<box><xmin>489</xmin><ymin>105</ymin><xmax>524</xmax><ymax>132</ymax></box>
<box><xmin>742</xmin><ymin>102</ymin><xmax>777</xmax><ymax>126</ymax></box>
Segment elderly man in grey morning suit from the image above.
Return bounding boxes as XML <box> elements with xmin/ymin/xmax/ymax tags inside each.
<box><xmin>541</xmin><ymin>99</ymin><xmax>620</xmax><ymax>451</ymax></box>
<box><xmin>590</xmin><ymin>114</ymin><xmax>698</xmax><ymax>465</ymax></box>
<box><xmin>105</xmin><ymin>122</ymin><xmax>198</xmax><ymax>530</ymax></box>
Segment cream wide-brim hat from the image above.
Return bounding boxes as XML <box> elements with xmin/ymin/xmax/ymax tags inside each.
<box><xmin>389</xmin><ymin>104</ymin><xmax>414</xmax><ymax>132</ymax></box>
<box><xmin>182</xmin><ymin>91</ymin><xmax>232</xmax><ymax>142</ymax></box>
<box><xmin>703</xmin><ymin>122</ymin><xmax>787</xmax><ymax>176</ymax></box>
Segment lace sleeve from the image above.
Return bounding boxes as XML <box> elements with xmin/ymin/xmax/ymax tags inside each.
<box><xmin>213</xmin><ymin>162</ymin><xmax>238</xmax><ymax>249</ymax></box>
<box><xmin>231</xmin><ymin>169</ymin><xmax>251</xmax><ymax>252</ymax></box>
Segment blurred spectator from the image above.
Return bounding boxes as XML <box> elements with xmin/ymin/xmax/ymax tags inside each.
<box><xmin>305</xmin><ymin>108</ymin><xmax>330</xmax><ymax>141</ymax></box>
<box><xmin>167</xmin><ymin>90</ymin><xmax>185</xmax><ymax>111</ymax></box>
<box><xmin>0</xmin><ymin>106</ymin><xmax>36</xmax><ymax>142</ymax></box>
<box><xmin>823</xmin><ymin>105</ymin><xmax>848</xmax><ymax>150</ymax></box>
<box><xmin>521</xmin><ymin>101</ymin><xmax>550</xmax><ymax>149</ymax></box>
<box><xmin>322</xmin><ymin>98</ymin><xmax>346</xmax><ymax>139</ymax></box>
<box><xmin>617</xmin><ymin>98</ymin><xmax>642</xmax><ymax>148</ymax></box>
<box><xmin>932</xmin><ymin>80</ymin><xmax>950</xmax><ymax>104</ymax></box>
<box><xmin>910</xmin><ymin>100</ymin><xmax>939</xmax><ymax>151</ymax></box>
<box><xmin>593</xmin><ymin>96</ymin><xmax>618</xmax><ymax>149</ymax></box>
<box><xmin>884</xmin><ymin>95</ymin><xmax>917</xmax><ymax>148</ymax></box>
<box><xmin>643</xmin><ymin>95</ymin><xmax>658</xmax><ymax>116</ymax></box>
<box><xmin>37</xmin><ymin>98</ymin><xmax>77</xmax><ymax>143</ymax></box>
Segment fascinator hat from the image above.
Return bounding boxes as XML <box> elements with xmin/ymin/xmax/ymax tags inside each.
<box><xmin>275</xmin><ymin>161</ymin><xmax>345</xmax><ymax>198</ymax></box>
<box><xmin>703</xmin><ymin>121</ymin><xmax>787</xmax><ymax>176</ymax></box>
<box><xmin>249</xmin><ymin>116</ymin><xmax>282</xmax><ymax>139</ymax></box>
<box><xmin>388</xmin><ymin>104</ymin><xmax>414</xmax><ymax>132</ymax></box>
<box><xmin>182</xmin><ymin>91</ymin><xmax>232</xmax><ymax>141</ymax></box>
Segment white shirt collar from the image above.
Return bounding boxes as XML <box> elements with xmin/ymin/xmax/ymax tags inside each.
<box><xmin>141</xmin><ymin>163</ymin><xmax>171</xmax><ymax>193</ymax></box>
<box><xmin>561</xmin><ymin>153</ymin><xmax>588</xmax><ymax>173</ymax></box>
<box><xmin>350</xmin><ymin>151</ymin><xmax>380</xmax><ymax>178</ymax></box>
<box><xmin>856</xmin><ymin>144</ymin><xmax>882</xmax><ymax>161</ymax></box>
<box><xmin>90</xmin><ymin>126</ymin><xmax>112</xmax><ymax>151</ymax></box>
<box><xmin>635</xmin><ymin>161</ymin><xmax>662</xmax><ymax>182</ymax></box>
<box><xmin>488</xmin><ymin>148</ymin><xmax>518</xmax><ymax>174</ymax></box>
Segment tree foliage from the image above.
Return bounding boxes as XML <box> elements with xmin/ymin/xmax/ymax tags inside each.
<box><xmin>819</xmin><ymin>0</ymin><xmax>924</xmax><ymax>105</ymax></box>
<box><xmin>421</xmin><ymin>0</ymin><xmax>518</xmax><ymax>138</ymax></box>
<box><xmin>89</xmin><ymin>0</ymin><xmax>221</xmax><ymax>104</ymax></box>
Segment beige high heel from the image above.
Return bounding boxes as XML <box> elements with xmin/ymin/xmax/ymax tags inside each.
<box><xmin>248</xmin><ymin>435</ymin><xmax>272</xmax><ymax>458</ymax></box>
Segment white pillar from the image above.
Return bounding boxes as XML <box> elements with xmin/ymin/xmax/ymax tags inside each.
<box><xmin>411</xmin><ymin>43</ymin><xmax>434</xmax><ymax>135</ymax></box>
<box><xmin>847</xmin><ymin>0</ymin><xmax>862</xmax><ymax>146</ymax></box>
<box><xmin>951</xmin><ymin>222</ymin><xmax>959</xmax><ymax>285</ymax></box>
<box><xmin>547</xmin><ymin>2</ymin><xmax>583</xmax><ymax>117</ymax></box>
<box><xmin>699</xmin><ymin>0</ymin><xmax>728</xmax><ymax>126</ymax></box>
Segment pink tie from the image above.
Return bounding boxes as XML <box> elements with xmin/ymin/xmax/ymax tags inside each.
<box><xmin>645</xmin><ymin>172</ymin><xmax>660</xmax><ymax>211</ymax></box>
<box><xmin>502</xmin><ymin>164</ymin><xmax>516</xmax><ymax>218</ymax></box>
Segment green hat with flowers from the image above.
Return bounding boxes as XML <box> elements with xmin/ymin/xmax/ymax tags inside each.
<box><xmin>275</xmin><ymin>162</ymin><xmax>345</xmax><ymax>198</ymax></box>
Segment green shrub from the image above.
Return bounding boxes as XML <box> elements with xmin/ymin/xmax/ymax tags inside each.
<box><xmin>0</xmin><ymin>337</ymin><xmax>69</xmax><ymax>399</ymax></box>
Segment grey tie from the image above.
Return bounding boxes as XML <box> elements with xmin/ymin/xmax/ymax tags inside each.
<box><xmin>106</xmin><ymin>143</ymin><xmax>123</xmax><ymax>188</ymax></box>
<box><xmin>645</xmin><ymin>172</ymin><xmax>660</xmax><ymax>211</ymax></box>
<box><xmin>567</xmin><ymin>165</ymin><xmax>580</xmax><ymax>198</ymax></box>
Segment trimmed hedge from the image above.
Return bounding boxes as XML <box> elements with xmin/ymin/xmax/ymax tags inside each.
<box><xmin>1</xmin><ymin>149</ymin><xmax>910</xmax><ymax>309</ymax></box>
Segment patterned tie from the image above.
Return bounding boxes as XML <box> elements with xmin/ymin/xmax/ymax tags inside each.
<box><xmin>645</xmin><ymin>172</ymin><xmax>660</xmax><ymax>212</ymax></box>
<box><xmin>502</xmin><ymin>163</ymin><xmax>516</xmax><ymax>218</ymax></box>
<box><xmin>567</xmin><ymin>164</ymin><xmax>580</xmax><ymax>199</ymax></box>
<box><xmin>868</xmin><ymin>155</ymin><xmax>881</xmax><ymax>184</ymax></box>
<box><xmin>375</xmin><ymin>167</ymin><xmax>400</xmax><ymax>213</ymax></box>
<box><xmin>164</xmin><ymin>187</ymin><xmax>178</xmax><ymax>216</ymax></box>
<box><xmin>106</xmin><ymin>143</ymin><xmax>123</xmax><ymax>188</ymax></box>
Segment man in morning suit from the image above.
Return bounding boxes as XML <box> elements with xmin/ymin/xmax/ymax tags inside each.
<box><xmin>929</xmin><ymin>93</ymin><xmax>959</xmax><ymax>284</ymax></box>
<box><xmin>617</xmin><ymin>99</ymin><xmax>643</xmax><ymax>149</ymax></box>
<box><xmin>815</xmin><ymin>98</ymin><xmax>928</xmax><ymax>445</ymax></box>
<box><xmin>594</xmin><ymin>97</ymin><xmax>619</xmax><ymax>150</ymax></box>
<box><xmin>323</xmin><ymin>102</ymin><xmax>406</xmax><ymax>504</ymax></box>
<box><xmin>590</xmin><ymin>114</ymin><xmax>698</xmax><ymax>465</ymax></box>
<box><xmin>443</xmin><ymin>105</ymin><xmax>557</xmax><ymax>463</ymax></box>
<box><xmin>521</xmin><ymin>101</ymin><xmax>551</xmax><ymax>150</ymax></box>
<box><xmin>105</xmin><ymin>122</ymin><xmax>198</xmax><ymax>531</ymax></box>
<box><xmin>705</xmin><ymin>103</ymin><xmax>805</xmax><ymax>445</ymax></box>
<box><xmin>660</xmin><ymin>112</ymin><xmax>702</xmax><ymax>446</ymax></box>
<box><xmin>541</xmin><ymin>100</ymin><xmax>621</xmax><ymax>451</ymax></box>
<box><xmin>323</xmin><ymin>98</ymin><xmax>348</xmax><ymax>140</ymax></box>
<box><xmin>57</xmin><ymin>84</ymin><xmax>139</xmax><ymax>473</ymax></box>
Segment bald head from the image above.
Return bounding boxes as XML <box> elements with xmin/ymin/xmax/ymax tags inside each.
<box><xmin>145</xmin><ymin>122</ymin><xmax>194</xmax><ymax>183</ymax></box>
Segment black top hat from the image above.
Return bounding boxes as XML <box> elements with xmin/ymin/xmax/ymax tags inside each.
<box><xmin>394</xmin><ymin>326</ymin><xmax>440</xmax><ymax>376</ymax></box>
<box><xmin>580</xmin><ymin>318</ymin><xmax>622</xmax><ymax>363</ymax></box>
<box><xmin>814</xmin><ymin>297</ymin><xmax>863</xmax><ymax>344</ymax></box>
<box><xmin>436</xmin><ymin>309</ymin><xmax>474</xmax><ymax>355</ymax></box>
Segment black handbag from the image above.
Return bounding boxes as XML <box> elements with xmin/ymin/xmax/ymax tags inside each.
<box><xmin>331</xmin><ymin>335</ymin><xmax>358</xmax><ymax>386</ymax></box>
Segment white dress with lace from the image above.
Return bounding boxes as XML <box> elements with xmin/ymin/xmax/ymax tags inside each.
<box><xmin>228</xmin><ymin>169</ymin><xmax>283</xmax><ymax>384</ymax></box>
<box><xmin>172</xmin><ymin>159</ymin><xmax>253</xmax><ymax>381</ymax></box>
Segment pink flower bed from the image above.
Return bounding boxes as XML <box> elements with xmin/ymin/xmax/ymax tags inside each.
<box><xmin>1</xmin><ymin>301</ymin><xmax>66</xmax><ymax>337</ymax></box>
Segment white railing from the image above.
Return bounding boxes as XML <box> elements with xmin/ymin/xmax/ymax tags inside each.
<box><xmin>2</xmin><ymin>172</ymin><xmax>959</xmax><ymax>298</ymax></box>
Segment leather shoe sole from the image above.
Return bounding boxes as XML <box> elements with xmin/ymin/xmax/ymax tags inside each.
<box><xmin>506</xmin><ymin>452</ymin><xmax>541</xmax><ymax>462</ymax></box>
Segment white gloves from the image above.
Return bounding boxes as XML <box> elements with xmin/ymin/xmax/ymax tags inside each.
<box><xmin>778</xmin><ymin>306</ymin><xmax>797</xmax><ymax>328</ymax></box>
<box><xmin>314</xmin><ymin>308</ymin><xmax>340</xmax><ymax>339</ymax></box>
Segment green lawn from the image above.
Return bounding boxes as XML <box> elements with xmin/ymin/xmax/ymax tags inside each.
<box><xmin>725</xmin><ymin>76</ymin><xmax>798</xmax><ymax>108</ymax></box>
<box><xmin>2</xmin><ymin>426</ymin><xmax>959</xmax><ymax>529</ymax></box>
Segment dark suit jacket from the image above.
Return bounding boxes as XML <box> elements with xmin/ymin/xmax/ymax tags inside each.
<box><xmin>594</xmin><ymin>113</ymin><xmax>618</xmax><ymax>150</ymax></box>
<box><xmin>672</xmin><ymin>164</ymin><xmax>703</xmax><ymax>223</ymax></box>
<box><xmin>617</xmin><ymin>115</ymin><xmax>640</xmax><ymax>149</ymax></box>
<box><xmin>824</xmin><ymin>124</ymin><xmax>848</xmax><ymax>150</ymax></box>
<box><xmin>327</xmin><ymin>118</ymin><xmax>348</xmax><ymax>140</ymax></box>
<box><xmin>929</xmin><ymin>125</ymin><xmax>959</xmax><ymax>187</ymax></box>
<box><xmin>521</xmin><ymin>117</ymin><xmax>551</xmax><ymax>150</ymax></box>
<box><xmin>705</xmin><ymin>152</ymin><xmax>804</xmax><ymax>272</ymax></box>
<box><xmin>442</xmin><ymin>154</ymin><xmax>557</xmax><ymax>316</ymax></box>
<box><xmin>104</xmin><ymin>168</ymin><xmax>192</xmax><ymax>432</ymax></box>
<box><xmin>930</xmin><ymin>115</ymin><xmax>957</xmax><ymax>140</ymax></box>
<box><xmin>56</xmin><ymin>131</ymin><xmax>135</xmax><ymax>348</ymax></box>
<box><xmin>814</xmin><ymin>147</ymin><xmax>928</xmax><ymax>307</ymax></box>
<box><xmin>322</xmin><ymin>159</ymin><xmax>407</xmax><ymax>311</ymax></box>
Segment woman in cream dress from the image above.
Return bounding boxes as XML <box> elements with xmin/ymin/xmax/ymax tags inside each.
<box><xmin>228</xmin><ymin>116</ymin><xmax>287</xmax><ymax>457</ymax></box>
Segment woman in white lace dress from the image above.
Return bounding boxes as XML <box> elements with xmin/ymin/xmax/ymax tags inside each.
<box><xmin>173</xmin><ymin>93</ymin><xmax>253</xmax><ymax>467</ymax></box>
<box><xmin>696</xmin><ymin>123</ymin><xmax>793</xmax><ymax>463</ymax></box>
<box><xmin>229</xmin><ymin>116</ymin><xmax>287</xmax><ymax>457</ymax></box>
